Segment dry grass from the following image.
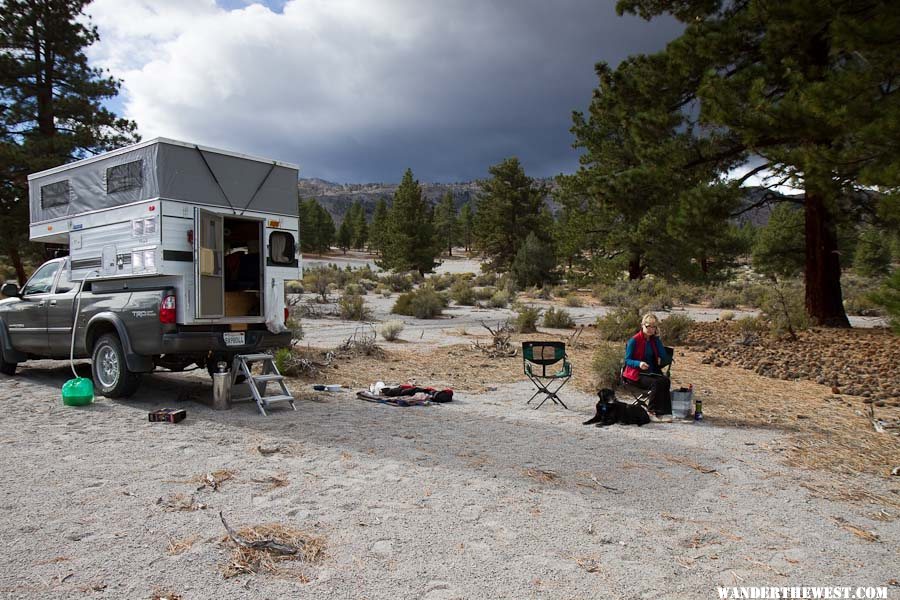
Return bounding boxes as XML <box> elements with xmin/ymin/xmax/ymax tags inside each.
<box><xmin>166</xmin><ymin>535</ymin><xmax>198</xmax><ymax>555</ymax></box>
<box><xmin>251</xmin><ymin>474</ymin><xmax>289</xmax><ymax>491</ymax></box>
<box><xmin>221</xmin><ymin>523</ymin><xmax>326</xmax><ymax>580</ymax></box>
<box><xmin>193</xmin><ymin>469</ymin><xmax>236</xmax><ymax>491</ymax></box>
<box><xmin>523</xmin><ymin>468</ymin><xmax>559</xmax><ymax>485</ymax></box>
<box><xmin>831</xmin><ymin>517</ymin><xmax>880</xmax><ymax>542</ymax></box>
<box><xmin>156</xmin><ymin>493</ymin><xmax>207</xmax><ymax>512</ymax></box>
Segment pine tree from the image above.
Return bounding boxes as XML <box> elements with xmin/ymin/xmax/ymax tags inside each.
<box><xmin>0</xmin><ymin>0</ymin><xmax>139</xmax><ymax>282</ymax></box>
<box><xmin>298</xmin><ymin>198</ymin><xmax>335</xmax><ymax>254</ymax></box>
<box><xmin>377</xmin><ymin>168</ymin><xmax>438</xmax><ymax>275</ymax></box>
<box><xmin>616</xmin><ymin>0</ymin><xmax>900</xmax><ymax>325</ymax></box>
<box><xmin>347</xmin><ymin>200</ymin><xmax>368</xmax><ymax>250</ymax></box>
<box><xmin>432</xmin><ymin>191</ymin><xmax>459</xmax><ymax>256</ymax></box>
<box><xmin>369</xmin><ymin>198</ymin><xmax>389</xmax><ymax>256</ymax></box>
<box><xmin>459</xmin><ymin>202</ymin><xmax>475</xmax><ymax>253</ymax></box>
<box><xmin>336</xmin><ymin>218</ymin><xmax>352</xmax><ymax>254</ymax></box>
<box><xmin>474</xmin><ymin>158</ymin><xmax>548</xmax><ymax>272</ymax></box>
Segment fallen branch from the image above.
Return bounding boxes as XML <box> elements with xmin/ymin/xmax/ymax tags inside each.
<box><xmin>220</xmin><ymin>512</ymin><xmax>300</xmax><ymax>556</ymax></box>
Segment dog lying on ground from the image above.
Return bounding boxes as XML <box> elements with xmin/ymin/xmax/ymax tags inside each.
<box><xmin>582</xmin><ymin>388</ymin><xmax>651</xmax><ymax>427</ymax></box>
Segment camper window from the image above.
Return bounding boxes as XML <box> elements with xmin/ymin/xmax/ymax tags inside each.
<box><xmin>269</xmin><ymin>231</ymin><xmax>295</xmax><ymax>265</ymax></box>
<box><xmin>41</xmin><ymin>180</ymin><xmax>70</xmax><ymax>209</ymax></box>
<box><xmin>107</xmin><ymin>160</ymin><xmax>143</xmax><ymax>194</ymax></box>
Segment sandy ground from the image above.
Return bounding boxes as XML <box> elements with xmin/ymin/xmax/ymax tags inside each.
<box><xmin>1</xmin><ymin>357</ymin><xmax>898</xmax><ymax>599</ymax></box>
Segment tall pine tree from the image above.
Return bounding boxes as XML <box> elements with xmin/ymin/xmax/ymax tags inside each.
<box><xmin>0</xmin><ymin>0</ymin><xmax>139</xmax><ymax>282</ymax></box>
<box><xmin>474</xmin><ymin>158</ymin><xmax>548</xmax><ymax>272</ymax></box>
<box><xmin>377</xmin><ymin>168</ymin><xmax>438</xmax><ymax>274</ymax></box>
<box><xmin>369</xmin><ymin>198</ymin><xmax>389</xmax><ymax>256</ymax></box>
<box><xmin>432</xmin><ymin>191</ymin><xmax>458</xmax><ymax>257</ymax></box>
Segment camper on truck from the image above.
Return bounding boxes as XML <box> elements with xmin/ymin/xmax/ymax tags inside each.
<box><xmin>0</xmin><ymin>138</ymin><xmax>301</xmax><ymax>399</ymax></box>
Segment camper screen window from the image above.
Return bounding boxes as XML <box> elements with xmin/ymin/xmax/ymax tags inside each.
<box><xmin>269</xmin><ymin>232</ymin><xmax>295</xmax><ymax>265</ymax></box>
<box><xmin>41</xmin><ymin>181</ymin><xmax>70</xmax><ymax>209</ymax></box>
<box><xmin>107</xmin><ymin>160</ymin><xmax>143</xmax><ymax>194</ymax></box>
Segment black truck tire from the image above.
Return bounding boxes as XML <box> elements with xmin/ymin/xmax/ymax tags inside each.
<box><xmin>0</xmin><ymin>353</ymin><xmax>16</xmax><ymax>376</ymax></box>
<box><xmin>92</xmin><ymin>333</ymin><xmax>141</xmax><ymax>398</ymax></box>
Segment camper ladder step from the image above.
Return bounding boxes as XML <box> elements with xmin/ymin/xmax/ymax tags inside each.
<box><xmin>231</xmin><ymin>353</ymin><xmax>295</xmax><ymax>416</ymax></box>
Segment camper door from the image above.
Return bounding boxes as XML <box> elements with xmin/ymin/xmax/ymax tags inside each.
<box><xmin>195</xmin><ymin>208</ymin><xmax>224</xmax><ymax>318</ymax></box>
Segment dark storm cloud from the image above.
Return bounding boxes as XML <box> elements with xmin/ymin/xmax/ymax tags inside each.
<box><xmin>88</xmin><ymin>0</ymin><xmax>681</xmax><ymax>182</ymax></box>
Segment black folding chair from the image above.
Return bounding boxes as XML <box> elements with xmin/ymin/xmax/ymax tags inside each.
<box><xmin>523</xmin><ymin>341</ymin><xmax>572</xmax><ymax>410</ymax></box>
<box><xmin>620</xmin><ymin>345</ymin><xmax>674</xmax><ymax>407</ymax></box>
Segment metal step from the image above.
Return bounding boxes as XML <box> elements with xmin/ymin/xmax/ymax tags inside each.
<box><xmin>252</xmin><ymin>374</ymin><xmax>284</xmax><ymax>383</ymax></box>
<box><xmin>260</xmin><ymin>394</ymin><xmax>295</xmax><ymax>405</ymax></box>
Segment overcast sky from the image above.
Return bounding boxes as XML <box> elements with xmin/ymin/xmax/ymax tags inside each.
<box><xmin>85</xmin><ymin>0</ymin><xmax>681</xmax><ymax>183</ymax></box>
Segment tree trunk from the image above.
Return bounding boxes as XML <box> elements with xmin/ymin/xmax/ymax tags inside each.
<box><xmin>627</xmin><ymin>255</ymin><xmax>643</xmax><ymax>280</ymax></box>
<box><xmin>804</xmin><ymin>191</ymin><xmax>850</xmax><ymax>327</ymax></box>
<box><xmin>7</xmin><ymin>243</ymin><xmax>27</xmax><ymax>285</ymax></box>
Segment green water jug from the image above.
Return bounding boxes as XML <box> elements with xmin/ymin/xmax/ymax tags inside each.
<box><xmin>62</xmin><ymin>377</ymin><xmax>94</xmax><ymax>406</ymax></box>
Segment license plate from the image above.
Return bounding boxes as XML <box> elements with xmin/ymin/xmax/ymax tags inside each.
<box><xmin>223</xmin><ymin>332</ymin><xmax>245</xmax><ymax>347</ymax></box>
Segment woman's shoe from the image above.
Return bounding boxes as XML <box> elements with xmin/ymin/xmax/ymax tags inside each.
<box><xmin>646</xmin><ymin>411</ymin><xmax>661</xmax><ymax>423</ymax></box>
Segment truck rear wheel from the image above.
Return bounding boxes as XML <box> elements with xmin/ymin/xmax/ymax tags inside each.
<box><xmin>92</xmin><ymin>333</ymin><xmax>141</xmax><ymax>398</ymax></box>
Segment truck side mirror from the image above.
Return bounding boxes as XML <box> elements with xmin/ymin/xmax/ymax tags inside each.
<box><xmin>1</xmin><ymin>283</ymin><xmax>20</xmax><ymax>298</ymax></box>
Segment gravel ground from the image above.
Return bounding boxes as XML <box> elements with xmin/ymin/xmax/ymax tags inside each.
<box><xmin>1</xmin><ymin>362</ymin><xmax>898</xmax><ymax>599</ymax></box>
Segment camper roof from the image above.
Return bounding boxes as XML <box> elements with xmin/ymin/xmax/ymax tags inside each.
<box><xmin>27</xmin><ymin>137</ymin><xmax>299</xmax><ymax>180</ymax></box>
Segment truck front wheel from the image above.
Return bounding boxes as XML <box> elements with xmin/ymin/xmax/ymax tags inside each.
<box><xmin>0</xmin><ymin>353</ymin><xmax>16</xmax><ymax>376</ymax></box>
<box><xmin>92</xmin><ymin>333</ymin><xmax>141</xmax><ymax>398</ymax></box>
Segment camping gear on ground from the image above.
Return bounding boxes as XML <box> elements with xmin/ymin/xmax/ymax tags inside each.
<box><xmin>325</xmin><ymin>384</ymin><xmax>342</xmax><ymax>392</ymax></box>
<box><xmin>382</xmin><ymin>385</ymin><xmax>453</xmax><ymax>403</ymax></box>
<box><xmin>356</xmin><ymin>390</ymin><xmax>430</xmax><ymax>407</ymax></box>
<box><xmin>149</xmin><ymin>408</ymin><xmax>187</xmax><ymax>423</ymax></box>
<box><xmin>312</xmin><ymin>384</ymin><xmax>326</xmax><ymax>391</ymax></box>
<box><xmin>230</xmin><ymin>353</ymin><xmax>295</xmax><ymax>416</ymax></box>
<box><xmin>522</xmin><ymin>341</ymin><xmax>572</xmax><ymax>409</ymax></box>
<box><xmin>671</xmin><ymin>387</ymin><xmax>694</xmax><ymax>419</ymax></box>
<box><xmin>694</xmin><ymin>397</ymin><xmax>703</xmax><ymax>421</ymax></box>
<box><xmin>62</xmin><ymin>377</ymin><xmax>94</xmax><ymax>406</ymax></box>
<box><xmin>212</xmin><ymin>362</ymin><xmax>232</xmax><ymax>410</ymax></box>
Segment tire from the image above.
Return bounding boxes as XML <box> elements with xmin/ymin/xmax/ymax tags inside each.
<box><xmin>0</xmin><ymin>352</ymin><xmax>16</xmax><ymax>376</ymax></box>
<box><xmin>92</xmin><ymin>333</ymin><xmax>141</xmax><ymax>398</ymax></box>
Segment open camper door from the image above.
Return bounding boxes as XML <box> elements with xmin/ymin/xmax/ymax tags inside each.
<box><xmin>196</xmin><ymin>208</ymin><xmax>224</xmax><ymax>318</ymax></box>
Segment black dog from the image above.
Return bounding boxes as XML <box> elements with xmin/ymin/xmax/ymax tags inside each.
<box><xmin>583</xmin><ymin>388</ymin><xmax>651</xmax><ymax>427</ymax></box>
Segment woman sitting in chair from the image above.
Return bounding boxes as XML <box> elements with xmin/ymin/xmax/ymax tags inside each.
<box><xmin>623</xmin><ymin>313</ymin><xmax>672</xmax><ymax>419</ymax></box>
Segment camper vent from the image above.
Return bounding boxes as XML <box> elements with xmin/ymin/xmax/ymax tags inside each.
<box><xmin>71</xmin><ymin>257</ymin><xmax>102</xmax><ymax>270</ymax></box>
<box><xmin>107</xmin><ymin>160</ymin><xmax>143</xmax><ymax>194</ymax></box>
<box><xmin>117</xmin><ymin>253</ymin><xmax>132</xmax><ymax>266</ymax></box>
<box><xmin>41</xmin><ymin>180</ymin><xmax>70</xmax><ymax>209</ymax></box>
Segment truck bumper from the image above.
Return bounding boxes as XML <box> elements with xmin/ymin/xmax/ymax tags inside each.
<box><xmin>161</xmin><ymin>330</ymin><xmax>292</xmax><ymax>354</ymax></box>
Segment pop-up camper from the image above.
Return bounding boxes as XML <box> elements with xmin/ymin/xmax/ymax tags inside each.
<box><xmin>28</xmin><ymin>137</ymin><xmax>301</xmax><ymax>330</ymax></box>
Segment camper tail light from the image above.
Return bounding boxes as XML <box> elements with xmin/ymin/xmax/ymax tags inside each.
<box><xmin>284</xmin><ymin>307</ymin><xmax>289</xmax><ymax>323</ymax></box>
<box><xmin>160</xmin><ymin>294</ymin><xmax>176</xmax><ymax>324</ymax></box>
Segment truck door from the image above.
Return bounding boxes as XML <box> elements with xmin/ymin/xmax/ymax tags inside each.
<box><xmin>195</xmin><ymin>208</ymin><xmax>224</xmax><ymax>318</ymax></box>
<box><xmin>5</xmin><ymin>260</ymin><xmax>61</xmax><ymax>354</ymax></box>
<box><xmin>46</xmin><ymin>260</ymin><xmax>79</xmax><ymax>357</ymax></box>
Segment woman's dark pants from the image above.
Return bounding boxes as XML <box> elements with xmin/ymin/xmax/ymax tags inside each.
<box><xmin>635</xmin><ymin>374</ymin><xmax>672</xmax><ymax>415</ymax></box>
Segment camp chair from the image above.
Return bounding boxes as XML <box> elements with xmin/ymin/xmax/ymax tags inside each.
<box><xmin>620</xmin><ymin>345</ymin><xmax>674</xmax><ymax>407</ymax></box>
<box><xmin>522</xmin><ymin>341</ymin><xmax>572</xmax><ymax>410</ymax></box>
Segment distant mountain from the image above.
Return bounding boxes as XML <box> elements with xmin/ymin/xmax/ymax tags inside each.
<box><xmin>297</xmin><ymin>178</ymin><xmax>482</xmax><ymax>223</ymax></box>
<box><xmin>298</xmin><ymin>178</ymin><xmax>798</xmax><ymax>227</ymax></box>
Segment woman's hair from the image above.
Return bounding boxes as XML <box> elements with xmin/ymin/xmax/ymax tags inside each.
<box><xmin>641</xmin><ymin>313</ymin><xmax>659</xmax><ymax>327</ymax></box>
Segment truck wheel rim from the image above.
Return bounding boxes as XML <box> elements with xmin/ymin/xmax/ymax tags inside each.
<box><xmin>97</xmin><ymin>346</ymin><xmax>120</xmax><ymax>388</ymax></box>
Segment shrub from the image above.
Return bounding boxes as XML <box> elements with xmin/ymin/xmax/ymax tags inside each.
<box><xmin>488</xmin><ymin>289</ymin><xmax>510</xmax><ymax>308</ymax></box>
<box><xmin>871</xmin><ymin>269</ymin><xmax>900</xmax><ymax>333</ymax></box>
<box><xmin>392</xmin><ymin>287</ymin><xmax>444</xmax><ymax>319</ymax></box>
<box><xmin>565</xmin><ymin>295</ymin><xmax>583</xmax><ymax>308</ymax></box>
<box><xmin>339</xmin><ymin>292</ymin><xmax>372</xmax><ymax>321</ymax></box>
<box><xmin>761</xmin><ymin>281</ymin><xmax>809</xmax><ymax>339</ymax></box>
<box><xmin>542</xmin><ymin>306</ymin><xmax>575</xmax><ymax>329</ymax></box>
<box><xmin>738</xmin><ymin>283</ymin><xmax>768</xmax><ymax>309</ymax></box>
<box><xmin>738</xmin><ymin>315</ymin><xmax>767</xmax><ymax>338</ymax></box>
<box><xmin>595</xmin><ymin>306</ymin><xmax>642</xmax><ymax>341</ymax></box>
<box><xmin>450</xmin><ymin>280</ymin><xmax>476</xmax><ymax>306</ymax></box>
<box><xmin>383</xmin><ymin>272</ymin><xmax>414</xmax><ymax>292</ymax></box>
<box><xmin>591</xmin><ymin>343</ymin><xmax>623</xmax><ymax>389</ymax></box>
<box><xmin>285</xmin><ymin>280</ymin><xmax>304</xmax><ymax>294</ymax></box>
<box><xmin>511</xmin><ymin>233</ymin><xmax>556</xmax><ymax>289</ymax></box>
<box><xmin>378</xmin><ymin>320</ymin><xmax>405</xmax><ymax>341</ymax></box>
<box><xmin>552</xmin><ymin>285</ymin><xmax>570</xmax><ymax>298</ymax></box>
<box><xmin>343</xmin><ymin>283</ymin><xmax>366</xmax><ymax>296</ymax></box>
<box><xmin>474</xmin><ymin>271</ymin><xmax>498</xmax><ymax>286</ymax></box>
<box><xmin>659</xmin><ymin>313</ymin><xmax>694</xmax><ymax>345</ymax></box>
<box><xmin>514</xmin><ymin>304</ymin><xmax>542</xmax><ymax>333</ymax></box>
<box><xmin>670</xmin><ymin>282</ymin><xmax>703</xmax><ymax>305</ymax></box>
<box><xmin>273</xmin><ymin>348</ymin><xmax>292</xmax><ymax>375</ymax></box>
<box><xmin>719</xmin><ymin>310</ymin><xmax>736</xmax><ymax>321</ymax></box>
<box><xmin>708</xmin><ymin>287</ymin><xmax>741</xmax><ymax>309</ymax></box>
<box><xmin>357</xmin><ymin>278</ymin><xmax>378</xmax><ymax>291</ymax></box>
<box><xmin>473</xmin><ymin>286</ymin><xmax>496</xmax><ymax>301</ymax></box>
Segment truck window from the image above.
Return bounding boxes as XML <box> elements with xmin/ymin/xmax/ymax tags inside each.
<box><xmin>269</xmin><ymin>231</ymin><xmax>295</xmax><ymax>265</ymax></box>
<box><xmin>22</xmin><ymin>262</ymin><xmax>61</xmax><ymax>296</ymax></box>
<box><xmin>53</xmin><ymin>265</ymin><xmax>77</xmax><ymax>294</ymax></box>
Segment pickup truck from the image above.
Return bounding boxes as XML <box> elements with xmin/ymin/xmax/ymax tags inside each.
<box><xmin>0</xmin><ymin>257</ymin><xmax>291</xmax><ymax>398</ymax></box>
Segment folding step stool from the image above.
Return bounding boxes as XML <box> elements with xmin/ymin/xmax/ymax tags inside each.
<box><xmin>231</xmin><ymin>353</ymin><xmax>296</xmax><ymax>416</ymax></box>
